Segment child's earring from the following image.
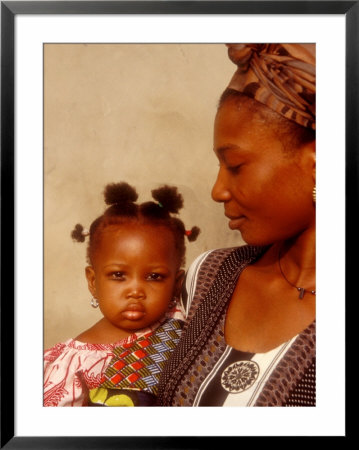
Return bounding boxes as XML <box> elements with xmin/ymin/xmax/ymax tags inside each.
<box><xmin>91</xmin><ymin>297</ymin><xmax>99</xmax><ymax>308</ymax></box>
<box><xmin>168</xmin><ymin>297</ymin><xmax>178</xmax><ymax>310</ymax></box>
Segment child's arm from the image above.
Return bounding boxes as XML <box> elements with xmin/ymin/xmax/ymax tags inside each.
<box><xmin>44</xmin><ymin>342</ymin><xmax>87</xmax><ymax>407</ymax></box>
<box><xmin>44</xmin><ymin>341</ymin><xmax>113</xmax><ymax>407</ymax></box>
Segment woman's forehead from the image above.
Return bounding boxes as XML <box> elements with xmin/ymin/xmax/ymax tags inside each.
<box><xmin>215</xmin><ymin>99</ymin><xmax>277</xmax><ymax>142</ymax></box>
<box><xmin>217</xmin><ymin>95</ymin><xmax>277</xmax><ymax>124</ymax></box>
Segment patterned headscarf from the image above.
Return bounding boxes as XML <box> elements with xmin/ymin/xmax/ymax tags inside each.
<box><xmin>226</xmin><ymin>43</ymin><xmax>316</xmax><ymax>130</ymax></box>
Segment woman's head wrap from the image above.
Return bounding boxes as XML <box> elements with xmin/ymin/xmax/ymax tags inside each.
<box><xmin>226</xmin><ymin>43</ymin><xmax>316</xmax><ymax>130</ymax></box>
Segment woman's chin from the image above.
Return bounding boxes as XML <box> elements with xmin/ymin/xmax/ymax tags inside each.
<box><xmin>238</xmin><ymin>231</ymin><xmax>271</xmax><ymax>247</ymax></box>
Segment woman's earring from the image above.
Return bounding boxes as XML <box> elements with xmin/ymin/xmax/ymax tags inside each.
<box><xmin>91</xmin><ymin>297</ymin><xmax>99</xmax><ymax>308</ymax></box>
<box><xmin>312</xmin><ymin>185</ymin><xmax>316</xmax><ymax>203</ymax></box>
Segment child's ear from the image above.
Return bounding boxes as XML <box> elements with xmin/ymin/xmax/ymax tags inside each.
<box><xmin>85</xmin><ymin>266</ymin><xmax>97</xmax><ymax>297</ymax></box>
<box><xmin>174</xmin><ymin>270</ymin><xmax>185</xmax><ymax>298</ymax></box>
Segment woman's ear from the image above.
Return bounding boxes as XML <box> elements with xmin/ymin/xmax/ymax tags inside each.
<box><xmin>308</xmin><ymin>140</ymin><xmax>316</xmax><ymax>183</ymax></box>
<box><xmin>85</xmin><ymin>266</ymin><xmax>97</xmax><ymax>297</ymax></box>
<box><xmin>174</xmin><ymin>270</ymin><xmax>185</xmax><ymax>298</ymax></box>
<box><xmin>300</xmin><ymin>139</ymin><xmax>316</xmax><ymax>183</ymax></box>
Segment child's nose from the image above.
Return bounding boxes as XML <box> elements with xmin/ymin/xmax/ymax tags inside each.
<box><xmin>126</xmin><ymin>279</ymin><xmax>146</xmax><ymax>299</ymax></box>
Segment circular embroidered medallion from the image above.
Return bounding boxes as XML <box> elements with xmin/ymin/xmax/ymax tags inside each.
<box><xmin>221</xmin><ymin>360</ymin><xmax>259</xmax><ymax>393</ymax></box>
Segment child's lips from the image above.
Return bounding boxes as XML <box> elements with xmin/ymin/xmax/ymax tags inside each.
<box><xmin>121</xmin><ymin>303</ymin><xmax>146</xmax><ymax>321</ymax></box>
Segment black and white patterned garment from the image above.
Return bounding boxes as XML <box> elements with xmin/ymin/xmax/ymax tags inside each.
<box><xmin>157</xmin><ymin>246</ymin><xmax>316</xmax><ymax>407</ymax></box>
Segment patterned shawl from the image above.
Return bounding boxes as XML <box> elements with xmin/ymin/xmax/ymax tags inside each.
<box><xmin>226</xmin><ymin>43</ymin><xmax>316</xmax><ymax>130</ymax></box>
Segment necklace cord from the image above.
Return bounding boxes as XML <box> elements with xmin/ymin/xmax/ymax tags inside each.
<box><xmin>277</xmin><ymin>247</ymin><xmax>316</xmax><ymax>299</ymax></box>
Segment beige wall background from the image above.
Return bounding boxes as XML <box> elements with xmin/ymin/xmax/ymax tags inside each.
<box><xmin>44</xmin><ymin>44</ymin><xmax>244</xmax><ymax>349</ymax></box>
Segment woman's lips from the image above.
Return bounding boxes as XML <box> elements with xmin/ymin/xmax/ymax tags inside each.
<box><xmin>121</xmin><ymin>304</ymin><xmax>146</xmax><ymax>321</ymax></box>
<box><xmin>227</xmin><ymin>215</ymin><xmax>246</xmax><ymax>230</ymax></box>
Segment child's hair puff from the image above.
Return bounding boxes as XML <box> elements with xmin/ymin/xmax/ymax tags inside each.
<box><xmin>186</xmin><ymin>226</ymin><xmax>200</xmax><ymax>242</ymax></box>
<box><xmin>104</xmin><ymin>182</ymin><xmax>138</xmax><ymax>206</ymax></box>
<box><xmin>71</xmin><ymin>224</ymin><xmax>86</xmax><ymax>243</ymax></box>
<box><xmin>71</xmin><ymin>182</ymin><xmax>200</xmax><ymax>267</ymax></box>
<box><xmin>104</xmin><ymin>182</ymin><xmax>138</xmax><ymax>216</ymax></box>
<box><xmin>151</xmin><ymin>185</ymin><xmax>184</xmax><ymax>213</ymax></box>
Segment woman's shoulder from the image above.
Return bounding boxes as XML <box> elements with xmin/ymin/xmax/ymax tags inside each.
<box><xmin>182</xmin><ymin>245</ymin><xmax>264</xmax><ymax>316</ymax></box>
<box><xmin>188</xmin><ymin>245</ymin><xmax>264</xmax><ymax>274</ymax></box>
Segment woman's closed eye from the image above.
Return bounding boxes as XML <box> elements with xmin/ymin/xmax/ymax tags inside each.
<box><xmin>226</xmin><ymin>164</ymin><xmax>242</xmax><ymax>175</ymax></box>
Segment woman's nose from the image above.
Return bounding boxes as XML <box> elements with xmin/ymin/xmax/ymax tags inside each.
<box><xmin>211</xmin><ymin>169</ymin><xmax>231</xmax><ymax>203</ymax></box>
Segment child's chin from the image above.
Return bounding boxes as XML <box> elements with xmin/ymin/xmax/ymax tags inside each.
<box><xmin>120</xmin><ymin>320</ymin><xmax>148</xmax><ymax>332</ymax></box>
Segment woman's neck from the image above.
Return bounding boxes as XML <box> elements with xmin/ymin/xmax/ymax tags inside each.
<box><xmin>275</xmin><ymin>227</ymin><xmax>316</xmax><ymax>289</ymax></box>
<box><xmin>257</xmin><ymin>226</ymin><xmax>316</xmax><ymax>290</ymax></box>
<box><xmin>283</xmin><ymin>225</ymin><xmax>315</xmax><ymax>262</ymax></box>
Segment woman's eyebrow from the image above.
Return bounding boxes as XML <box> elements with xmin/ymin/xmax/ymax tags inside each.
<box><xmin>215</xmin><ymin>144</ymin><xmax>242</xmax><ymax>157</ymax></box>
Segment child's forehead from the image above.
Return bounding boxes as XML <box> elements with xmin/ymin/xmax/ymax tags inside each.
<box><xmin>101</xmin><ymin>222</ymin><xmax>174</xmax><ymax>241</ymax></box>
<box><xmin>95</xmin><ymin>222</ymin><xmax>179</xmax><ymax>264</ymax></box>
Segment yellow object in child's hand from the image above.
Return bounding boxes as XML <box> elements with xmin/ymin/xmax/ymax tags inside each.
<box><xmin>105</xmin><ymin>394</ymin><xmax>134</xmax><ymax>407</ymax></box>
<box><xmin>89</xmin><ymin>387</ymin><xmax>108</xmax><ymax>405</ymax></box>
<box><xmin>88</xmin><ymin>387</ymin><xmax>156</xmax><ymax>406</ymax></box>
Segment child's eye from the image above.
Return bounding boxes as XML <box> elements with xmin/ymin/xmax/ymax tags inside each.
<box><xmin>146</xmin><ymin>273</ymin><xmax>165</xmax><ymax>281</ymax></box>
<box><xmin>111</xmin><ymin>272</ymin><xmax>125</xmax><ymax>280</ymax></box>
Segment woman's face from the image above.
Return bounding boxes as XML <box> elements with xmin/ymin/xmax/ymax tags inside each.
<box><xmin>86</xmin><ymin>223</ymin><xmax>183</xmax><ymax>333</ymax></box>
<box><xmin>212</xmin><ymin>98</ymin><xmax>316</xmax><ymax>246</ymax></box>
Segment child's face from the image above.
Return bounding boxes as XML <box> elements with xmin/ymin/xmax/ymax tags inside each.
<box><xmin>86</xmin><ymin>223</ymin><xmax>184</xmax><ymax>334</ymax></box>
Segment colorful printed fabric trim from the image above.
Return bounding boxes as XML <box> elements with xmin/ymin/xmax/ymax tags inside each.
<box><xmin>226</xmin><ymin>43</ymin><xmax>316</xmax><ymax>130</ymax></box>
<box><xmin>99</xmin><ymin>318</ymin><xmax>183</xmax><ymax>397</ymax></box>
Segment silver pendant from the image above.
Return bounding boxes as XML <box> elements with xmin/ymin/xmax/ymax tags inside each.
<box><xmin>297</xmin><ymin>287</ymin><xmax>305</xmax><ymax>299</ymax></box>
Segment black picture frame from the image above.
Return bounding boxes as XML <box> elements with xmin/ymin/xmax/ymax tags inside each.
<box><xmin>1</xmin><ymin>1</ymin><xmax>355</xmax><ymax>448</ymax></box>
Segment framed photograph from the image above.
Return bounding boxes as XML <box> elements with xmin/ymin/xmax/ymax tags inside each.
<box><xmin>1</xmin><ymin>1</ymin><xmax>354</xmax><ymax>447</ymax></box>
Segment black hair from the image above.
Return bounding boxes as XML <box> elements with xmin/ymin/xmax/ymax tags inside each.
<box><xmin>71</xmin><ymin>182</ymin><xmax>200</xmax><ymax>267</ymax></box>
<box><xmin>218</xmin><ymin>88</ymin><xmax>315</xmax><ymax>153</ymax></box>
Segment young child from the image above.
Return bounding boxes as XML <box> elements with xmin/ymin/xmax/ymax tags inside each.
<box><xmin>44</xmin><ymin>182</ymin><xmax>200</xmax><ymax>406</ymax></box>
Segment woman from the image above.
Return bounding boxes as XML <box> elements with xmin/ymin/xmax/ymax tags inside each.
<box><xmin>157</xmin><ymin>43</ymin><xmax>316</xmax><ymax>407</ymax></box>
